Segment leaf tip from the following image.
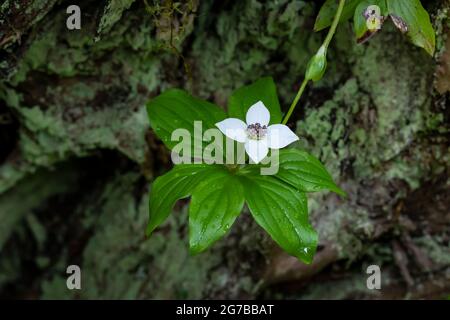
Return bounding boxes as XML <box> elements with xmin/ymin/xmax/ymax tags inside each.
<box><xmin>313</xmin><ymin>17</ymin><xmax>327</xmax><ymax>32</ymax></box>
<box><xmin>296</xmin><ymin>248</ymin><xmax>316</xmax><ymax>265</ymax></box>
<box><xmin>299</xmin><ymin>256</ymin><xmax>314</xmax><ymax>265</ymax></box>
<box><xmin>189</xmin><ymin>244</ymin><xmax>202</xmax><ymax>256</ymax></box>
<box><xmin>425</xmin><ymin>44</ymin><xmax>435</xmax><ymax>57</ymax></box>
<box><xmin>334</xmin><ymin>187</ymin><xmax>347</xmax><ymax>198</ymax></box>
<box><xmin>145</xmin><ymin>223</ymin><xmax>155</xmax><ymax>237</ymax></box>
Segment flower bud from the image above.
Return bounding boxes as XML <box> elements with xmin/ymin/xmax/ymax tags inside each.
<box><xmin>305</xmin><ymin>45</ymin><xmax>327</xmax><ymax>82</ymax></box>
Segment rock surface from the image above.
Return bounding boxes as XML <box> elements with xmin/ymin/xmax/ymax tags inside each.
<box><xmin>0</xmin><ymin>0</ymin><xmax>448</xmax><ymax>299</ymax></box>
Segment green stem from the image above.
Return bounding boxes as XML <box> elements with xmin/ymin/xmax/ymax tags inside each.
<box><xmin>324</xmin><ymin>0</ymin><xmax>346</xmax><ymax>48</ymax></box>
<box><xmin>282</xmin><ymin>79</ymin><xmax>308</xmax><ymax>125</ymax></box>
<box><xmin>281</xmin><ymin>0</ymin><xmax>346</xmax><ymax>125</ymax></box>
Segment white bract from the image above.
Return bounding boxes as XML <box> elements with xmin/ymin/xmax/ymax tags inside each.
<box><xmin>215</xmin><ymin>101</ymin><xmax>299</xmax><ymax>164</ymax></box>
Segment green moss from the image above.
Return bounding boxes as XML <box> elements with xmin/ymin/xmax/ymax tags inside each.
<box><xmin>191</xmin><ymin>0</ymin><xmax>318</xmax><ymax>102</ymax></box>
<box><xmin>296</xmin><ymin>271</ymin><xmax>381</xmax><ymax>299</ymax></box>
<box><xmin>96</xmin><ymin>0</ymin><xmax>137</xmax><ymax>39</ymax></box>
<box><xmin>0</xmin><ymin>3</ymin><xmax>165</xmax><ymax>188</ymax></box>
<box><xmin>294</xmin><ymin>25</ymin><xmax>446</xmax><ymax>263</ymax></box>
<box><xmin>298</xmin><ymin>25</ymin><xmax>437</xmax><ymax>187</ymax></box>
<box><xmin>0</xmin><ymin>166</ymin><xmax>80</xmax><ymax>249</ymax></box>
<box><xmin>1</xmin><ymin>0</ymin><xmax>448</xmax><ymax>299</ymax></box>
<box><xmin>413</xmin><ymin>235</ymin><xmax>450</xmax><ymax>266</ymax></box>
<box><xmin>40</xmin><ymin>172</ymin><xmax>263</xmax><ymax>299</ymax></box>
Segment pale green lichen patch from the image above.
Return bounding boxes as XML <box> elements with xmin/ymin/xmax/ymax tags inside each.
<box><xmin>298</xmin><ymin>25</ymin><xmax>439</xmax><ymax>186</ymax></box>
<box><xmin>96</xmin><ymin>0</ymin><xmax>137</xmax><ymax>40</ymax></box>
<box><xmin>0</xmin><ymin>0</ymin><xmax>448</xmax><ymax>299</ymax></box>
<box><xmin>37</xmin><ymin>172</ymin><xmax>264</xmax><ymax>299</ymax></box>
<box><xmin>295</xmin><ymin>24</ymin><xmax>448</xmax><ymax>263</ymax></box>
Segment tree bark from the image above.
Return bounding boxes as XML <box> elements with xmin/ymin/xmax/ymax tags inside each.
<box><xmin>0</xmin><ymin>0</ymin><xmax>449</xmax><ymax>299</ymax></box>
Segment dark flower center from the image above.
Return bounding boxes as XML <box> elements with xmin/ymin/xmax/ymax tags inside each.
<box><xmin>246</xmin><ymin>123</ymin><xmax>267</xmax><ymax>140</ymax></box>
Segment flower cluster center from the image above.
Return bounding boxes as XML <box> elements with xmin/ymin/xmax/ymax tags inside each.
<box><xmin>246</xmin><ymin>123</ymin><xmax>267</xmax><ymax>140</ymax></box>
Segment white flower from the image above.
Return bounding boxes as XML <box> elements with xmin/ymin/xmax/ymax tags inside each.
<box><xmin>215</xmin><ymin>101</ymin><xmax>299</xmax><ymax>164</ymax></box>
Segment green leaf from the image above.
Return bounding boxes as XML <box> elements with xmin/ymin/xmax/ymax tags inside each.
<box><xmin>240</xmin><ymin>175</ymin><xmax>318</xmax><ymax>264</ymax></box>
<box><xmin>387</xmin><ymin>0</ymin><xmax>435</xmax><ymax>56</ymax></box>
<box><xmin>189</xmin><ymin>171</ymin><xmax>244</xmax><ymax>254</ymax></box>
<box><xmin>228</xmin><ymin>77</ymin><xmax>282</xmax><ymax>124</ymax></box>
<box><xmin>146</xmin><ymin>164</ymin><xmax>226</xmax><ymax>236</ymax></box>
<box><xmin>275</xmin><ymin>149</ymin><xmax>346</xmax><ymax>196</ymax></box>
<box><xmin>147</xmin><ymin>89</ymin><xmax>226</xmax><ymax>150</ymax></box>
<box><xmin>314</xmin><ymin>0</ymin><xmax>363</xmax><ymax>32</ymax></box>
<box><xmin>242</xmin><ymin>149</ymin><xmax>345</xmax><ymax>196</ymax></box>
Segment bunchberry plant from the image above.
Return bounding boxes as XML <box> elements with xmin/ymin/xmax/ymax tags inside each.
<box><xmin>145</xmin><ymin>0</ymin><xmax>435</xmax><ymax>264</ymax></box>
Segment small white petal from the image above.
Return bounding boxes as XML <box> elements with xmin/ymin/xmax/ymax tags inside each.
<box><xmin>245</xmin><ymin>139</ymin><xmax>269</xmax><ymax>164</ymax></box>
<box><xmin>246</xmin><ymin>101</ymin><xmax>270</xmax><ymax>126</ymax></box>
<box><xmin>215</xmin><ymin>118</ymin><xmax>247</xmax><ymax>143</ymax></box>
<box><xmin>267</xmin><ymin>124</ymin><xmax>299</xmax><ymax>149</ymax></box>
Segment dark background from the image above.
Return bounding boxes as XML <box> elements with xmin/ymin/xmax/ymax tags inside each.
<box><xmin>0</xmin><ymin>0</ymin><xmax>449</xmax><ymax>299</ymax></box>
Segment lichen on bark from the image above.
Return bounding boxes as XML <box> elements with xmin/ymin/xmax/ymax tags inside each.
<box><xmin>0</xmin><ymin>0</ymin><xmax>448</xmax><ymax>299</ymax></box>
